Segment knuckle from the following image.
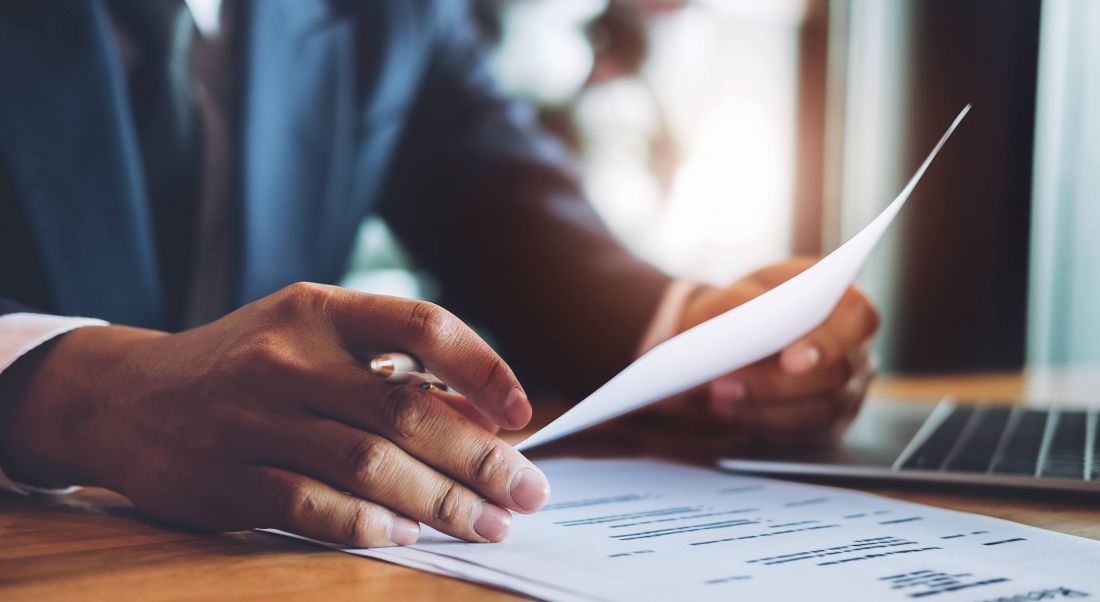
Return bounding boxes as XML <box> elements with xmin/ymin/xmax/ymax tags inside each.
<box><xmin>348</xmin><ymin>437</ymin><xmax>394</xmax><ymax>487</ymax></box>
<box><xmin>222</xmin><ymin>332</ymin><xmax>287</xmax><ymax>378</ymax></box>
<box><xmin>474</xmin><ymin>356</ymin><xmax>507</xmax><ymax>390</ymax></box>
<box><xmin>432</xmin><ymin>481</ymin><xmax>468</xmax><ymax>527</ymax></box>
<box><xmin>406</xmin><ymin>301</ymin><xmax>458</xmax><ymax>347</ymax></box>
<box><xmin>283</xmin><ymin>281</ymin><xmax>327</xmax><ymax>302</ymax></box>
<box><xmin>382</xmin><ymin>387</ymin><xmax>433</xmax><ymax>439</ymax></box>
<box><xmin>834</xmin><ymin>361</ymin><xmax>855</xmax><ymax>387</ymax></box>
<box><xmin>234</xmin><ymin>332</ymin><xmax>316</xmax><ymax>379</ymax></box>
<box><xmin>472</xmin><ymin>442</ymin><xmax>510</xmax><ymax>487</ymax></box>
<box><xmin>345</xmin><ymin>503</ymin><xmax>386</xmax><ymax>547</ymax></box>
<box><xmin>249</xmin><ymin>334</ymin><xmax>286</xmax><ymax>365</ymax></box>
<box><xmin>269</xmin><ymin>281</ymin><xmax>333</xmax><ymax>321</ymax></box>
<box><xmin>846</xmin><ymin>288</ymin><xmax>880</xmax><ymax>334</ymax></box>
<box><xmin>865</xmin><ymin>302</ymin><xmax>881</xmax><ymax>333</ymax></box>
<box><xmin>274</xmin><ymin>481</ymin><xmax>318</xmax><ymax>523</ymax></box>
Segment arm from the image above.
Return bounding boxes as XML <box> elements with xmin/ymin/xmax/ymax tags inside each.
<box><xmin>374</xmin><ymin>4</ymin><xmax>880</xmax><ymax>446</ymax></box>
<box><xmin>377</xmin><ymin>3</ymin><xmax>670</xmax><ymax>398</ymax></box>
<box><xmin>0</xmin><ymin>284</ymin><xmax>550</xmax><ymax>546</ymax></box>
<box><xmin>0</xmin><ymin>310</ymin><xmax>107</xmax><ymax>493</ymax></box>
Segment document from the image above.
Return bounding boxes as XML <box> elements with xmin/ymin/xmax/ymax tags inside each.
<box><xmin>517</xmin><ymin>106</ymin><xmax>971</xmax><ymax>451</ymax></box>
<box><xmin>334</xmin><ymin>458</ymin><xmax>1100</xmax><ymax>602</ymax></box>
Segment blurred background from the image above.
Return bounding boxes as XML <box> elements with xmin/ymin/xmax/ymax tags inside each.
<box><xmin>342</xmin><ymin>0</ymin><xmax>1100</xmax><ymax>377</ymax></box>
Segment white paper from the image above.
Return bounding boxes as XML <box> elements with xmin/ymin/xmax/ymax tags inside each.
<box><xmin>516</xmin><ymin>105</ymin><xmax>971</xmax><ymax>452</ymax></box>
<box><xmin>333</xmin><ymin>458</ymin><xmax>1099</xmax><ymax>602</ymax></box>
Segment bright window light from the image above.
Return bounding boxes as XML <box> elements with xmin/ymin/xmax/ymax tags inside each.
<box><xmin>575</xmin><ymin>5</ymin><xmax>801</xmax><ymax>284</ymax></box>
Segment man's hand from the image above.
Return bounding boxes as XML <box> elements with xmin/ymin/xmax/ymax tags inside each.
<box><xmin>0</xmin><ymin>283</ymin><xmax>550</xmax><ymax>547</ymax></box>
<box><xmin>656</xmin><ymin>259</ymin><xmax>880</xmax><ymax>445</ymax></box>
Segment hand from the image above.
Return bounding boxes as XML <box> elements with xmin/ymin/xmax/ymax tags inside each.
<box><xmin>0</xmin><ymin>283</ymin><xmax>550</xmax><ymax>547</ymax></box>
<box><xmin>654</xmin><ymin>259</ymin><xmax>879</xmax><ymax>445</ymax></box>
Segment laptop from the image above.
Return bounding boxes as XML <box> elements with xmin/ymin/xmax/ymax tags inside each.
<box><xmin>718</xmin><ymin>398</ymin><xmax>1100</xmax><ymax>492</ymax></box>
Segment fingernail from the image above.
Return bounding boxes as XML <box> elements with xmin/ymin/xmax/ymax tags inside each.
<box><xmin>474</xmin><ymin>502</ymin><xmax>512</xmax><ymax>542</ymax></box>
<box><xmin>782</xmin><ymin>342</ymin><xmax>820</xmax><ymax>374</ymax></box>
<box><xmin>509</xmin><ymin>467</ymin><xmax>550</xmax><ymax>513</ymax></box>
<box><xmin>503</xmin><ymin>388</ymin><xmax>530</xmax><ymax>428</ymax></box>
<box><xmin>389</xmin><ymin>516</ymin><xmax>420</xmax><ymax>546</ymax></box>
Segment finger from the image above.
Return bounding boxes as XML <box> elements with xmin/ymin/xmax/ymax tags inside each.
<box><xmin>780</xmin><ymin>287</ymin><xmax>879</xmax><ymax>375</ymax></box>
<box><xmin>241</xmin><ymin>465</ymin><xmax>420</xmax><ymax>548</ymax></box>
<box><xmin>272</xmin><ymin>420</ymin><xmax>517</xmax><ymax>543</ymax></box>
<box><xmin>323</xmin><ymin>290</ymin><xmax>530</xmax><ymax>429</ymax></box>
<box><xmin>708</xmin><ymin>358</ymin><xmax>852</xmax><ymax>420</ymax></box>
<box><xmin>837</xmin><ymin>343</ymin><xmax>877</xmax><ymax>421</ymax></box>
<box><xmin>434</xmin><ymin>390</ymin><xmax>500</xmax><ymax>434</ymax></box>
<box><xmin>320</xmin><ymin>381</ymin><xmax>549</xmax><ymax>513</ymax></box>
<box><xmin>747</xmin><ymin>257</ymin><xmax>816</xmax><ymax>288</ymax></box>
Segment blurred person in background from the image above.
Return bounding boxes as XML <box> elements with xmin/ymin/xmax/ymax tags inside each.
<box><xmin>0</xmin><ymin>0</ymin><xmax>876</xmax><ymax>549</ymax></box>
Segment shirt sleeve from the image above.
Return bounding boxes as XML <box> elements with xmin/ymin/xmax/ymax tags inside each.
<box><xmin>0</xmin><ymin>313</ymin><xmax>108</xmax><ymax>495</ymax></box>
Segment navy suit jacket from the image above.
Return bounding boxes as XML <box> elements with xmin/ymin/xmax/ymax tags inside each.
<box><xmin>0</xmin><ymin>0</ymin><xmax>669</xmax><ymax>395</ymax></box>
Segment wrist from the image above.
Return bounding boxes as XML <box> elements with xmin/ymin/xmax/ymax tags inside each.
<box><xmin>637</xmin><ymin>282</ymin><xmax>715</xmax><ymax>356</ymax></box>
<box><xmin>0</xmin><ymin>324</ymin><xmax>166</xmax><ymax>491</ymax></box>
<box><xmin>673</xmin><ymin>283</ymin><xmax>721</xmax><ymax>335</ymax></box>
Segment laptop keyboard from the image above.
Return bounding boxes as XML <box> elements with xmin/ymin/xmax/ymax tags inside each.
<box><xmin>898</xmin><ymin>405</ymin><xmax>1099</xmax><ymax>480</ymax></box>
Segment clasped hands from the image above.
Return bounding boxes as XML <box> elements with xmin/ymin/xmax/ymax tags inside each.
<box><xmin>0</xmin><ymin>259</ymin><xmax>877</xmax><ymax>548</ymax></box>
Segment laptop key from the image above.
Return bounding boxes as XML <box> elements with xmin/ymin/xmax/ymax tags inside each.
<box><xmin>901</xmin><ymin>407</ymin><xmax>975</xmax><ymax>470</ymax></box>
<box><xmin>1040</xmin><ymin>411</ymin><xmax>1087</xmax><ymax>479</ymax></box>
<box><xmin>991</xmin><ymin>410</ymin><xmax>1048</xmax><ymax>476</ymax></box>
<box><xmin>946</xmin><ymin>407</ymin><xmax>1012</xmax><ymax>473</ymax></box>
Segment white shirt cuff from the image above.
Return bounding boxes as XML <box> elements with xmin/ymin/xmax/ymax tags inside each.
<box><xmin>0</xmin><ymin>313</ymin><xmax>108</xmax><ymax>495</ymax></box>
<box><xmin>636</xmin><ymin>281</ymin><xmax>708</xmax><ymax>356</ymax></box>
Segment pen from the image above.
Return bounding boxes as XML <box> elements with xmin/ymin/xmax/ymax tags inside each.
<box><xmin>369</xmin><ymin>352</ymin><xmax>450</xmax><ymax>392</ymax></box>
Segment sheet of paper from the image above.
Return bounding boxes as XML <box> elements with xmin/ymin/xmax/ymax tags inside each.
<box><xmin>516</xmin><ymin>105</ymin><xmax>971</xmax><ymax>452</ymax></box>
<box><xmin>329</xmin><ymin>458</ymin><xmax>1099</xmax><ymax>602</ymax></box>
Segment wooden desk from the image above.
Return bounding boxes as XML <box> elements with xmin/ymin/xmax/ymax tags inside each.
<box><xmin>3</xmin><ymin>371</ymin><xmax>1099</xmax><ymax>601</ymax></box>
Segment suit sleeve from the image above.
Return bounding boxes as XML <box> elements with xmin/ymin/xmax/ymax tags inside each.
<box><xmin>0</xmin><ymin>163</ymin><xmax>55</xmax><ymax>318</ymax></box>
<box><xmin>376</xmin><ymin>2</ymin><xmax>671</xmax><ymax>398</ymax></box>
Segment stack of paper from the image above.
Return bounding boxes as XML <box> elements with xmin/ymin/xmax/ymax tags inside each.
<box><xmin>329</xmin><ymin>458</ymin><xmax>1100</xmax><ymax>601</ymax></box>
